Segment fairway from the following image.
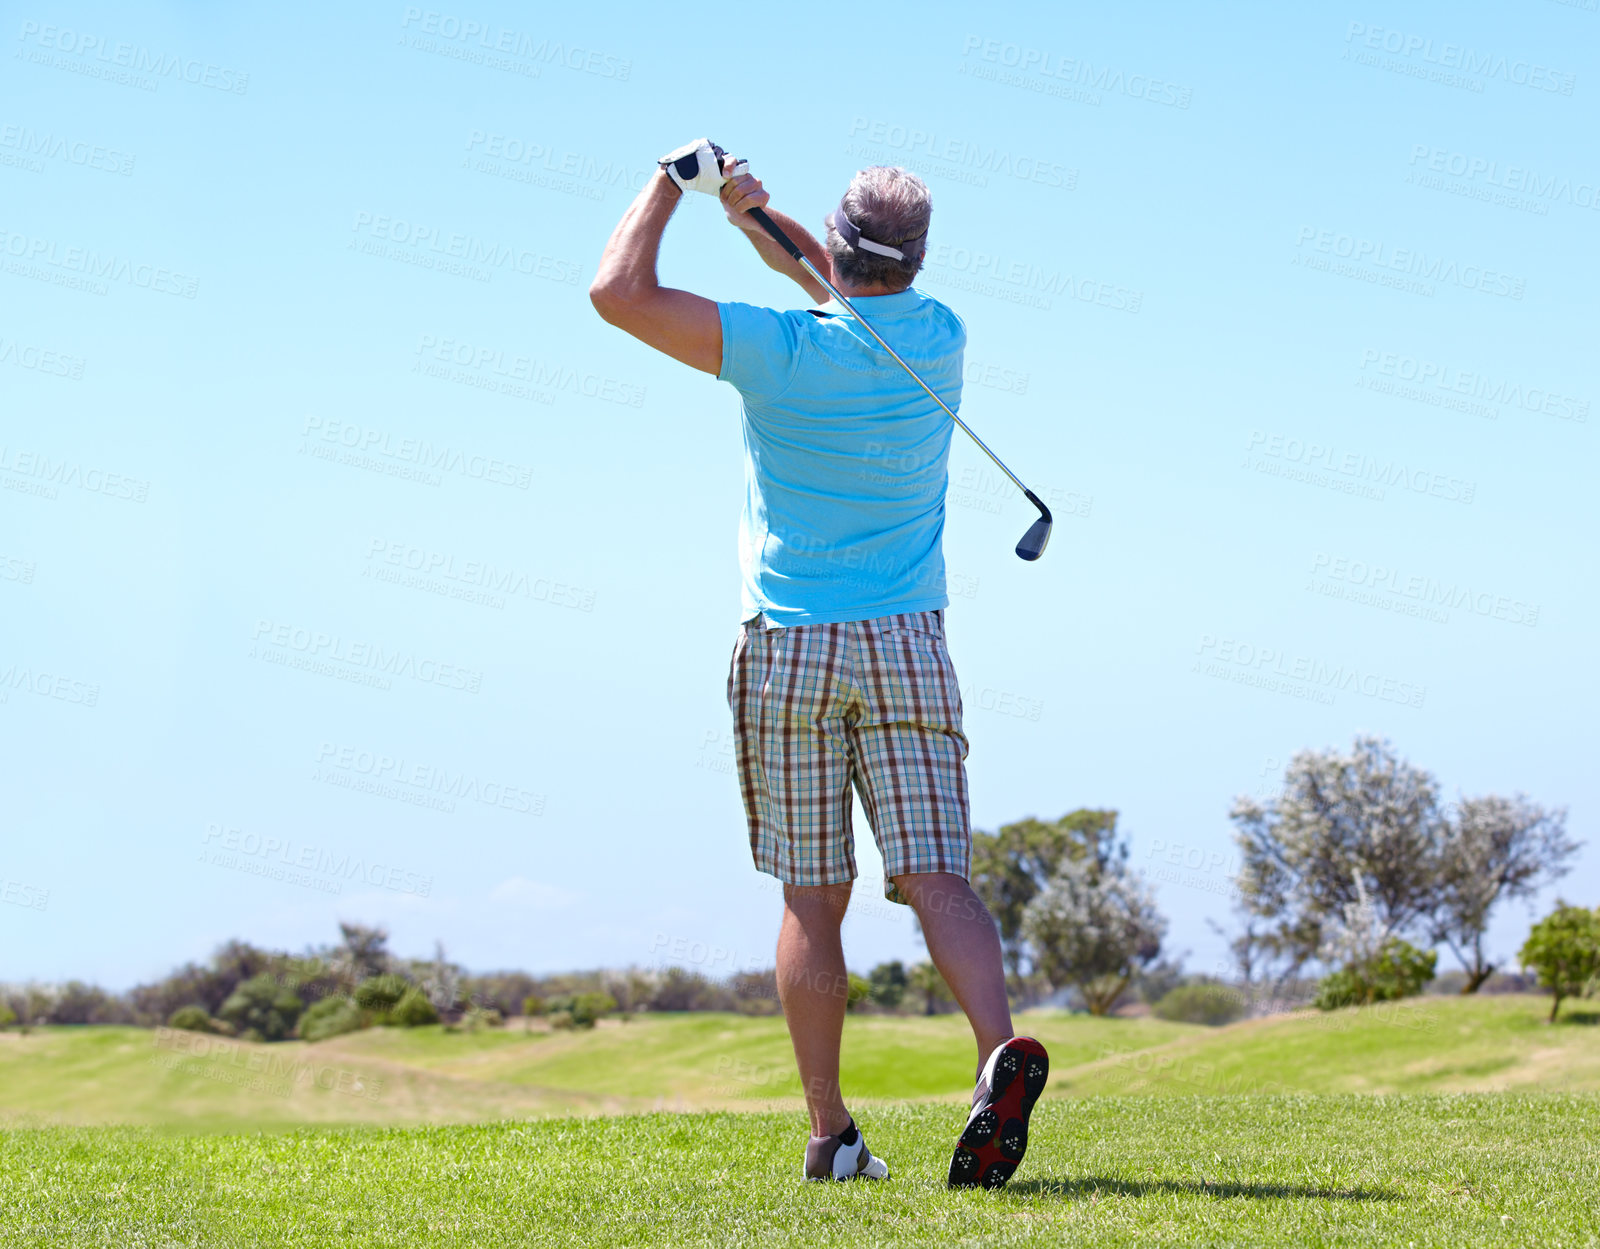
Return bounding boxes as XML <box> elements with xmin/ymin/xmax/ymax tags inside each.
<box><xmin>4</xmin><ymin>1096</ymin><xmax>1595</xmax><ymax>1247</ymax></box>
<box><xmin>2</xmin><ymin>996</ymin><xmax>1596</xmax><ymax>1132</ymax></box>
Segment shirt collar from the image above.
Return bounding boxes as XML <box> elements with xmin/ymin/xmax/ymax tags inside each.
<box><xmin>815</xmin><ymin>288</ymin><xmax>925</xmax><ymax>318</ymax></box>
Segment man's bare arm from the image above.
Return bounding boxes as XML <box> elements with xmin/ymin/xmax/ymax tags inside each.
<box><xmin>589</xmin><ymin>169</ymin><xmax>724</xmax><ymax>375</ymax></box>
<box><xmin>721</xmin><ymin>170</ymin><xmax>832</xmax><ymax>304</ymax></box>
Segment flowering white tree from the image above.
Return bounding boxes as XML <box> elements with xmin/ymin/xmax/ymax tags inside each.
<box><xmin>1228</xmin><ymin>737</ymin><xmax>1447</xmax><ymax>992</ymax></box>
<box><xmin>1022</xmin><ymin>853</ymin><xmax>1166</xmax><ymax>1016</ymax></box>
<box><xmin>1227</xmin><ymin>737</ymin><xmax>1574</xmax><ymax>997</ymax></box>
<box><xmin>1432</xmin><ymin>795</ymin><xmax>1576</xmax><ymax>992</ymax></box>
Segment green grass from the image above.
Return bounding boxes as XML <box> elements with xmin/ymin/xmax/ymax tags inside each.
<box><xmin>3</xmin><ymin>1096</ymin><xmax>1596</xmax><ymax>1246</ymax></box>
<box><xmin>1</xmin><ymin>995</ymin><xmax>1594</xmax><ymax>1132</ymax></box>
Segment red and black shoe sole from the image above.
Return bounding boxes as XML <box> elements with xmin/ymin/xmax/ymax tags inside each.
<box><xmin>947</xmin><ymin>1036</ymin><xmax>1050</xmax><ymax>1190</ymax></box>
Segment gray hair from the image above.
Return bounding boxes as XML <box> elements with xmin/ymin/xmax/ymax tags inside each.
<box><xmin>824</xmin><ymin>166</ymin><xmax>932</xmax><ymax>292</ymax></box>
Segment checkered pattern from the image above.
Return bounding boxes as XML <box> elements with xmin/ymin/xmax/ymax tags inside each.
<box><xmin>726</xmin><ymin>609</ymin><xmax>971</xmax><ymax>905</ymax></box>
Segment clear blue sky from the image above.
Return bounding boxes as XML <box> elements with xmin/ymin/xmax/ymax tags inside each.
<box><xmin>3</xmin><ymin>1</ymin><xmax>1594</xmax><ymax>991</ymax></box>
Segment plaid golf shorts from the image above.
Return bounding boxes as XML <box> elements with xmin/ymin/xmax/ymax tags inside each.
<box><xmin>726</xmin><ymin>608</ymin><xmax>971</xmax><ymax>905</ymax></box>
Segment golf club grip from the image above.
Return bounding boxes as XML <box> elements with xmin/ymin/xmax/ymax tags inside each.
<box><xmin>748</xmin><ymin>208</ymin><xmax>805</xmax><ymax>262</ymax></box>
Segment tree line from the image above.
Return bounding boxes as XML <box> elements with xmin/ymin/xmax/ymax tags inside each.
<box><xmin>4</xmin><ymin>735</ymin><xmax>1592</xmax><ymax>1035</ymax></box>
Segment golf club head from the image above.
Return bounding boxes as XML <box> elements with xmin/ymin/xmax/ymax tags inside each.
<box><xmin>1015</xmin><ymin>490</ymin><xmax>1053</xmax><ymax>561</ymax></box>
<box><xmin>1015</xmin><ymin>516</ymin><xmax>1052</xmax><ymax>561</ymax></box>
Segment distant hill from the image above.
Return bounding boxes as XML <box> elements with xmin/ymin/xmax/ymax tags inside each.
<box><xmin>0</xmin><ymin>995</ymin><xmax>1591</xmax><ymax>1132</ymax></box>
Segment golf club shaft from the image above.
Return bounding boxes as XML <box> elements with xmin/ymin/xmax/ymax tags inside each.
<box><xmin>748</xmin><ymin>207</ymin><xmax>1040</xmax><ymax>507</ymax></box>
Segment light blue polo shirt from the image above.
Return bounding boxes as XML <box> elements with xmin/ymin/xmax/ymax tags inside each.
<box><xmin>717</xmin><ymin>287</ymin><xmax>966</xmax><ymax>627</ymax></box>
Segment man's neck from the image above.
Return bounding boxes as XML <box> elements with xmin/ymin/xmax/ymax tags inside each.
<box><xmin>833</xmin><ymin>280</ymin><xmax>908</xmax><ymax>300</ymax></box>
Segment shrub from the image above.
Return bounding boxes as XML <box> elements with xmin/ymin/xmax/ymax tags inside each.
<box><xmin>0</xmin><ymin>1003</ymin><xmax>15</xmax><ymax>1029</ymax></box>
<box><xmin>867</xmin><ymin>961</ymin><xmax>907</xmax><ymax>1010</ymax></box>
<box><xmin>354</xmin><ymin>974</ymin><xmax>411</xmax><ymax>1015</ymax></box>
<box><xmin>390</xmin><ymin>989</ymin><xmax>440</xmax><ymax>1028</ymax></box>
<box><xmin>218</xmin><ymin>974</ymin><xmax>304</xmax><ymax>1041</ymax></box>
<box><xmin>547</xmin><ymin>992</ymin><xmax>614</xmax><ymax>1028</ymax></box>
<box><xmin>1315</xmin><ymin>938</ymin><xmax>1437</xmax><ymax>1011</ymax></box>
<box><xmin>299</xmin><ymin>996</ymin><xmax>364</xmax><ymax>1042</ymax></box>
<box><xmin>1312</xmin><ymin>970</ymin><xmax>1363</xmax><ymax>1012</ymax></box>
<box><xmin>166</xmin><ymin>1005</ymin><xmax>218</xmax><ymax>1034</ymax></box>
<box><xmin>461</xmin><ymin>1005</ymin><xmax>501</xmax><ymax>1031</ymax></box>
<box><xmin>571</xmin><ymin>992</ymin><xmax>615</xmax><ymax>1027</ymax></box>
<box><xmin>1520</xmin><ymin>903</ymin><xmax>1600</xmax><ymax>1023</ymax></box>
<box><xmin>522</xmin><ymin>995</ymin><xmax>545</xmax><ymax>1018</ymax></box>
<box><xmin>1153</xmin><ymin>982</ymin><xmax>1246</xmax><ymax>1026</ymax></box>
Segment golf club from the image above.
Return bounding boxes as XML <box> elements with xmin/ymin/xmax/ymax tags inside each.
<box><xmin>744</xmin><ymin>203</ymin><xmax>1052</xmax><ymax>562</ymax></box>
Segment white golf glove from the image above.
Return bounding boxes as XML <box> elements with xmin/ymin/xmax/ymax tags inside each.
<box><xmin>659</xmin><ymin>138</ymin><xmax>747</xmax><ymax>194</ymax></box>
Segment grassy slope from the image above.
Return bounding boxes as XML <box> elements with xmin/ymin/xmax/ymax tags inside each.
<box><xmin>3</xmin><ymin>1096</ymin><xmax>1597</xmax><ymax>1247</ymax></box>
<box><xmin>0</xmin><ymin>996</ymin><xmax>1594</xmax><ymax>1132</ymax></box>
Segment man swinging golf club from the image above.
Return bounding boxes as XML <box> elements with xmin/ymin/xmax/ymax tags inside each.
<box><xmin>590</xmin><ymin>138</ymin><xmax>1049</xmax><ymax>1190</ymax></box>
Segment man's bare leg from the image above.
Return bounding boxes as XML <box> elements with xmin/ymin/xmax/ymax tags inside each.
<box><xmin>776</xmin><ymin>881</ymin><xmax>855</xmax><ymax>1137</ymax></box>
<box><xmin>891</xmin><ymin>871</ymin><xmax>1014</xmax><ymax>1070</ymax></box>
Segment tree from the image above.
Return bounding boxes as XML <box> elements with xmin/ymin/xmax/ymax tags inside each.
<box><xmin>1520</xmin><ymin>903</ymin><xmax>1600</xmax><ymax>1023</ymax></box>
<box><xmin>46</xmin><ymin>981</ymin><xmax>129</xmax><ymax>1025</ymax></box>
<box><xmin>1229</xmin><ymin>737</ymin><xmax>1447</xmax><ymax>989</ymax></box>
<box><xmin>218</xmin><ymin>974</ymin><xmax>304</xmax><ymax>1041</ymax></box>
<box><xmin>906</xmin><ymin>961</ymin><xmax>953</xmax><ymax>1016</ymax></box>
<box><xmin>969</xmin><ymin>810</ymin><xmax>1120</xmax><ymax>980</ymax></box>
<box><xmin>299</xmin><ymin>997</ymin><xmax>363</xmax><ymax>1042</ymax></box>
<box><xmin>331</xmin><ymin>923</ymin><xmax>392</xmax><ymax>987</ymax></box>
<box><xmin>391</xmin><ymin>989</ymin><xmax>440</xmax><ymax>1027</ymax></box>
<box><xmin>1432</xmin><ymin>796</ymin><xmax>1578</xmax><ymax>992</ymax></box>
<box><xmin>354</xmin><ymin>974</ymin><xmax>411</xmax><ymax>1018</ymax></box>
<box><xmin>1022</xmin><ymin>853</ymin><xmax>1166</xmax><ymax>1016</ymax></box>
<box><xmin>867</xmin><ymin>961</ymin><xmax>908</xmax><ymax>1010</ymax></box>
<box><xmin>418</xmin><ymin>942</ymin><xmax>462</xmax><ymax>1015</ymax></box>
